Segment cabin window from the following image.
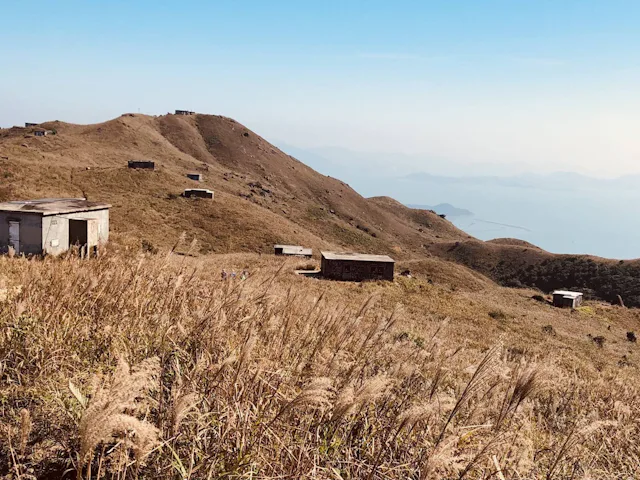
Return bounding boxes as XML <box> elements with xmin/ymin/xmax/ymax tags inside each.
<box><xmin>344</xmin><ymin>265</ymin><xmax>351</xmax><ymax>274</ymax></box>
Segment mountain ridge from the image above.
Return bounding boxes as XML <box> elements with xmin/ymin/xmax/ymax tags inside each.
<box><xmin>0</xmin><ymin>113</ymin><xmax>464</xmax><ymax>257</ymax></box>
<box><xmin>4</xmin><ymin>112</ymin><xmax>640</xmax><ymax>306</ymax></box>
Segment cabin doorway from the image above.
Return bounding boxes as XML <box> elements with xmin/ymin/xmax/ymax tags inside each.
<box><xmin>69</xmin><ymin>218</ymin><xmax>98</xmax><ymax>256</ymax></box>
<box><xmin>8</xmin><ymin>221</ymin><xmax>19</xmax><ymax>254</ymax></box>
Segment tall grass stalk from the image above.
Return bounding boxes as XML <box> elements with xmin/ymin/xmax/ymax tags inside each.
<box><xmin>0</xmin><ymin>251</ymin><xmax>637</xmax><ymax>478</ymax></box>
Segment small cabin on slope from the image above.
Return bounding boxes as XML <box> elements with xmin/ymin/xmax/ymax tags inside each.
<box><xmin>183</xmin><ymin>188</ymin><xmax>214</xmax><ymax>199</ymax></box>
<box><xmin>0</xmin><ymin>198</ymin><xmax>110</xmax><ymax>256</ymax></box>
<box><xmin>128</xmin><ymin>160</ymin><xmax>155</xmax><ymax>170</ymax></box>
<box><xmin>175</xmin><ymin>110</ymin><xmax>195</xmax><ymax>115</ymax></box>
<box><xmin>552</xmin><ymin>290</ymin><xmax>584</xmax><ymax>308</ymax></box>
<box><xmin>274</xmin><ymin>245</ymin><xmax>312</xmax><ymax>258</ymax></box>
<box><xmin>321</xmin><ymin>252</ymin><xmax>395</xmax><ymax>282</ymax></box>
<box><xmin>186</xmin><ymin>173</ymin><xmax>202</xmax><ymax>181</ymax></box>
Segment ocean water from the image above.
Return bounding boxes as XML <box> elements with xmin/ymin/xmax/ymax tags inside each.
<box><xmin>355</xmin><ymin>176</ymin><xmax>640</xmax><ymax>260</ymax></box>
<box><xmin>281</xmin><ymin>144</ymin><xmax>640</xmax><ymax>260</ymax></box>
<box><xmin>443</xmin><ymin>184</ymin><xmax>640</xmax><ymax>259</ymax></box>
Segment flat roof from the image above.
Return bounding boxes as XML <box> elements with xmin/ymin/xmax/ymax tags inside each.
<box><xmin>553</xmin><ymin>290</ymin><xmax>583</xmax><ymax>297</ymax></box>
<box><xmin>280</xmin><ymin>247</ymin><xmax>312</xmax><ymax>255</ymax></box>
<box><xmin>321</xmin><ymin>251</ymin><xmax>395</xmax><ymax>263</ymax></box>
<box><xmin>0</xmin><ymin>198</ymin><xmax>111</xmax><ymax>216</ymax></box>
<box><xmin>275</xmin><ymin>244</ymin><xmax>304</xmax><ymax>249</ymax></box>
<box><xmin>184</xmin><ymin>188</ymin><xmax>213</xmax><ymax>193</ymax></box>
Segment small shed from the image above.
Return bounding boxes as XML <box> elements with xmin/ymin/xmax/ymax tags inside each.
<box><xmin>25</xmin><ymin>122</ymin><xmax>38</xmax><ymax>127</ymax></box>
<box><xmin>274</xmin><ymin>245</ymin><xmax>312</xmax><ymax>258</ymax></box>
<box><xmin>183</xmin><ymin>188</ymin><xmax>214</xmax><ymax>199</ymax></box>
<box><xmin>34</xmin><ymin>130</ymin><xmax>47</xmax><ymax>137</ymax></box>
<box><xmin>187</xmin><ymin>173</ymin><xmax>203</xmax><ymax>181</ymax></box>
<box><xmin>0</xmin><ymin>198</ymin><xmax>110</xmax><ymax>256</ymax></box>
<box><xmin>128</xmin><ymin>160</ymin><xmax>155</xmax><ymax>170</ymax></box>
<box><xmin>175</xmin><ymin>110</ymin><xmax>195</xmax><ymax>115</ymax></box>
<box><xmin>321</xmin><ymin>252</ymin><xmax>395</xmax><ymax>282</ymax></box>
<box><xmin>552</xmin><ymin>290</ymin><xmax>584</xmax><ymax>308</ymax></box>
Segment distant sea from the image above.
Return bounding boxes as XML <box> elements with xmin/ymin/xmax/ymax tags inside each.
<box><xmin>352</xmin><ymin>175</ymin><xmax>640</xmax><ymax>260</ymax></box>
<box><xmin>278</xmin><ymin>143</ymin><xmax>640</xmax><ymax>260</ymax></box>
<box><xmin>399</xmin><ymin>179</ymin><xmax>640</xmax><ymax>260</ymax></box>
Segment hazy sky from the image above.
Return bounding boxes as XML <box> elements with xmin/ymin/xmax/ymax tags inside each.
<box><xmin>2</xmin><ymin>1</ymin><xmax>639</xmax><ymax>176</ymax></box>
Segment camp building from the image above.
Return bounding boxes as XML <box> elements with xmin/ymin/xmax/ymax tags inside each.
<box><xmin>0</xmin><ymin>198</ymin><xmax>110</xmax><ymax>256</ymax></box>
<box><xmin>128</xmin><ymin>160</ymin><xmax>155</xmax><ymax>170</ymax></box>
<box><xmin>320</xmin><ymin>252</ymin><xmax>395</xmax><ymax>282</ymax></box>
<box><xmin>183</xmin><ymin>188</ymin><xmax>213</xmax><ymax>199</ymax></box>
<box><xmin>274</xmin><ymin>245</ymin><xmax>312</xmax><ymax>258</ymax></box>
<box><xmin>552</xmin><ymin>290</ymin><xmax>584</xmax><ymax>308</ymax></box>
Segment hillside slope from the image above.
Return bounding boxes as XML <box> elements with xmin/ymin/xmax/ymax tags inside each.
<box><xmin>1</xmin><ymin>250</ymin><xmax>638</xmax><ymax>478</ymax></box>
<box><xmin>4</xmin><ymin>113</ymin><xmax>640</xmax><ymax>306</ymax></box>
<box><xmin>0</xmin><ymin>114</ymin><xmax>464</xmax><ymax>256</ymax></box>
<box><xmin>431</xmin><ymin>239</ymin><xmax>640</xmax><ymax>307</ymax></box>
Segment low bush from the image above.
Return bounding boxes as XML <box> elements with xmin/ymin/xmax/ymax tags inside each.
<box><xmin>488</xmin><ymin>309</ymin><xmax>509</xmax><ymax>320</ymax></box>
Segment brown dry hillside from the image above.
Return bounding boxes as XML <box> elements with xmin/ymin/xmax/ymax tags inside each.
<box><xmin>1</xmin><ymin>250</ymin><xmax>639</xmax><ymax>479</ymax></box>
<box><xmin>0</xmin><ymin>114</ymin><xmax>464</xmax><ymax>256</ymax></box>
<box><xmin>4</xmin><ymin>113</ymin><xmax>640</xmax><ymax>306</ymax></box>
<box><xmin>432</xmin><ymin>238</ymin><xmax>640</xmax><ymax>307</ymax></box>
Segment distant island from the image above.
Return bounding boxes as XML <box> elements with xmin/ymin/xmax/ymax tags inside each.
<box><xmin>407</xmin><ymin>203</ymin><xmax>473</xmax><ymax>217</ymax></box>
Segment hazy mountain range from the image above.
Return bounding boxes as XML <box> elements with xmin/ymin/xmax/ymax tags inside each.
<box><xmin>279</xmin><ymin>143</ymin><xmax>640</xmax><ymax>259</ymax></box>
<box><xmin>403</xmin><ymin>171</ymin><xmax>640</xmax><ymax>191</ymax></box>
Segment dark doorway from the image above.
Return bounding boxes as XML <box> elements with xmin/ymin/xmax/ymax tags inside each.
<box><xmin>69</xmin><ymin>219</ymin><xmax>88</xmax><ymax>250</ymax></box>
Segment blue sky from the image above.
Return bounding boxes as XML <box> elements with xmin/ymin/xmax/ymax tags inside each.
<box><xmin>2</xmin><ymin>1</ymin><xmax>639</xmax><ymax>175</ymax></box>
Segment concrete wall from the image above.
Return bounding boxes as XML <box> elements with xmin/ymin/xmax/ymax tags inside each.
<box><xmin>184</xmin><ymin>190</ymin><xmax>213</xmax><ymax>199</ymax></box>
<box><xmin>41</xmin><ymin>209</ymin><xmax>109</xmax><ymax>255</ymax></box>
<box><xmin>128</xmin><ymin>161</ymin><xmax>155</xmax><ymax>169</ymax></box>
<box><xmin>0</xmin><ymin>212</ymin><xmax>43</xmax><ymax>255</ymax></box>
<box><xmin>321</xmin><ymin>258</ymin><xmax>394</xmax><ymax>282</ymax></box>
<box><xmin>553</xmin><ymin>294</ymin><xmax>583</xmax><ymax>308</ymax></box>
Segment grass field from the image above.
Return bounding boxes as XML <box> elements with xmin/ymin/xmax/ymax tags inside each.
<box><xmin>1</xmin><ymin>247</ymin><xmax>639</xmax><ymax>479</ymax></box>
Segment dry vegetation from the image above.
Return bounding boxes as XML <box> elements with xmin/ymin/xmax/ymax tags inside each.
<box><xmin>4</xmin><ymin>113</ymin><xmax>640</xmax><ymax>305</ymax></box>
<box><xmin>0</xmin><ymin>114</ymin><xmax>459</xmax><ymax>257</ymax></box>
<box><xmin>434</xmin><ymin>239</ymin><xmax>640</xmax><ymax>308</ymax></box>
<box><xmin>1</xmin><ymin>247</ymin><xmax>639</xmax><ymax>479</ymax></box>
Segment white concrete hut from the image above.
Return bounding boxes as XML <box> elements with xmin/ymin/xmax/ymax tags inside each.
<box><xmin>552</xmin><ymin>290</ymin><xmax>584</xmax><ymax>308</ymax></box>
<box><xmin>0</xmin><ymin>198</ymin><xmax>110</xmax><ymax>256</ymax></box>
<box><xmin>274</xmin><ymin>245</ymin><xmax>312</xmax><ymax>258</ymax></box>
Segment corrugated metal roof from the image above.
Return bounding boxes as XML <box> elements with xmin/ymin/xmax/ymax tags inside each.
<box><xmin>0</xmin><ymin>198</ymin><xmax>111</xmax><ymax>216</ymax></box>
<box><xmin>321</xmin><ymin>251</ymin><xmax>395</xmax><ymax>263</ymax></box>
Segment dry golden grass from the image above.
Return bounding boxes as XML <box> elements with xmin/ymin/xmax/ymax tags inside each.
<box><xmin>0</xmin><ymin>113</ymin><xmax>460</xmax><ymax>258</ymax></box>
<box><xmin>0</xmin><ymin>247</ymin><xmax>639</xmax><ymax>479</ymax></box>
